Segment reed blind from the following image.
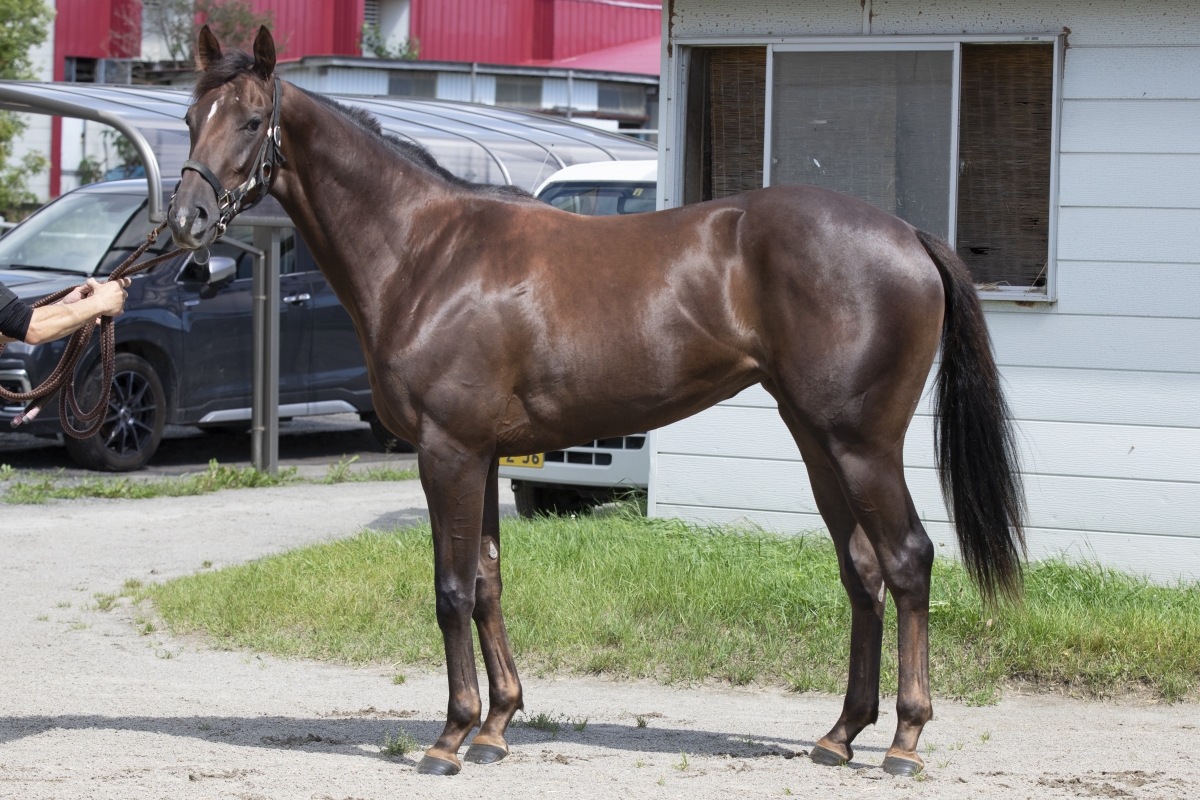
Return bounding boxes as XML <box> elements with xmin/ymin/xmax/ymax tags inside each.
<box><xmin>955</xmin><ymin>43</ymin><xmax>1054</xmax><ymax>289</ymax></box>
<box><xmin>709</xmin><ymin>48</ymin><xmax>767</xmax><ymax>199</ymax></box>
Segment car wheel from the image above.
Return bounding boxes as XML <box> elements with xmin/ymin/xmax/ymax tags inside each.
<box><xmin>63</xmin><ymin>353</ymin><xmax>166</xmax><ymax>472</ymax></box>
<box><xmin>367</xmin><ymin>412</ymin><xmax>416</xmax><ymax>453</ymax></box>
<box><xmin>512</xmin><ymin>481</ymin><xmax>594</xmax><ymax>518</ymax></box>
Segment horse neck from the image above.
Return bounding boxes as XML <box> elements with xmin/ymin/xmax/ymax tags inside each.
<box><xmin>267</xmin><ymin>86</ymin><xmax>448</xmax><ymax>340</ymax></box>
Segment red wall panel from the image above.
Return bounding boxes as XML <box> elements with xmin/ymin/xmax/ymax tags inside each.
<box><xmin>55</xmin><ymin>0</ymin><xmax>141</xmax><ymax>60</ymax></box>
<box><xmin>551</xmin><ymin>0</ymin><xmax>659</xmax><ymax>61</ymax></box>
<box><xmin>412</xmin><ymin>0</ymin><xmax>534</xmax><ymax>64</ymax></box>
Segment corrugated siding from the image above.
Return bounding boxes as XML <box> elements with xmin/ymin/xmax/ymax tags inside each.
<box><xmin>413</xmin><ymin>0</ymin><xmax>534</xmax><ymax>63</ymax></box>
<box><xmin>655</xmin><ymin>1</ymin><xmax>1200</xmax><ymax>583</ymax></box>
<box><xmin>552</xmin><ymin>0</ymin><xmax>660</xmax><ymax>61</ymax></box>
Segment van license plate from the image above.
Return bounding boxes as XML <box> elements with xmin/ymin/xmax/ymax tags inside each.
<box><xmin>501</xmin><ymin>454</ymin><xmax>543</xmax><ymax>468</ymax></box>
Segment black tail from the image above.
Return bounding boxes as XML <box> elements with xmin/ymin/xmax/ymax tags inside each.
<box><xmin>915</xmin><ymin>229</ymin><xmax>1026</xmax><ymax>602</ymax></box>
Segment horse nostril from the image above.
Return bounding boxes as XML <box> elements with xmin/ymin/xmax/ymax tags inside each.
<box><xmin>189</xmin><ymin>206</ymin><xmax>209</xmax><ymax>236</ymax></box>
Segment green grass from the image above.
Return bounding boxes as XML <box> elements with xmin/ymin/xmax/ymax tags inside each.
<box><xmin>1</xmin><ymin>456</ymin><xmax>419</xmax><ymax>505</ymax></box>
<box><xmin>136</xmin><ymin>510</ymin><xmax>1200</xmax><ymax>702</ymax></box>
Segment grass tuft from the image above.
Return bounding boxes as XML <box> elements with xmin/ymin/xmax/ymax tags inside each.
<box><xmin>137</xmin><ymin>514</ymin><xmax>1200</xmax><ymax>701</ymax></box>
<box><xmin>321</xmin><ymin>455</ymin><xmax>419</xmax><ymax>484</ymax></box>
<box><xmin>380</xmin><ymin>726</ymin><xmax>420</xmax><ymax>757</ymax></box>
<box><xmin>4</xmin><ymin>460</ymin><xmax>298</xmax><ymax>504</ymax></box>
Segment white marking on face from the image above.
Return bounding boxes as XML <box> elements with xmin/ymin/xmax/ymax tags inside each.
<box><xmin>206</xmin><ymin>97</ymin><xmax>222</xmax><ymax>122</ymax></box>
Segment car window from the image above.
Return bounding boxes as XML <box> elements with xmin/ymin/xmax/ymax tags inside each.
<box><xmin>96</xmin><ymin>201</ymin><xmax>180</xmax><ymax>275</ymax></box>
<box><xmin>204</xmin><ymin>226</ymin><xmax>318</xmax><ymax>281</ymax></box>
<box><xmin>537</xmin><ymin>181</ymin><xmax>656</xmax><ymax>216</ymax></box>
<box><xmin>0</xmin><ymin>192</ymin><xmax>144</xmax><ymax>275</ymax></box>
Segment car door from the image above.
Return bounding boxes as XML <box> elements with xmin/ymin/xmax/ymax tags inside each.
<box><xmin>176</xmin><ymin>226</ymin><xmax>311</xmax><ymax>423</ymax></box>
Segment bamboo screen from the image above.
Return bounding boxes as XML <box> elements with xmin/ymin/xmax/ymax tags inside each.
<box><xmin>706</xmin><ymin>48</ymin><xmax>766</xmax><ymax>200</ymax></box>
<box><xmin>956</xmin><ymin>43</ymin><xmax>1054</xmax><ymax>289</ymax></box>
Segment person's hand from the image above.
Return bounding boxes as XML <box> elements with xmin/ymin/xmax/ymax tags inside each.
<box><xmin>89</xmin><ymin>277</ymin><xmax>131</xmax><ymax>318</ymax></box>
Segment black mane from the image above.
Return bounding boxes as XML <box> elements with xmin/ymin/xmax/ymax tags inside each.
<box><xmin>192</xmin><ymin>49</ymin><xmax>533</xmax><ymax>198</ymax></box>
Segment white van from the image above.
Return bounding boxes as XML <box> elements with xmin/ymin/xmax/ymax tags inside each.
<box><xmin>500</xmin><ymin>160</ymin><xmax>658</xmax><ymax>517</ymax></box>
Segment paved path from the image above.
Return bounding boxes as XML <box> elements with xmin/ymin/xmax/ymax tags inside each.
<box><xmin>1</xmin><ymin>482</ymin><xmax>1196</xmax><ymax>799</ymax></box>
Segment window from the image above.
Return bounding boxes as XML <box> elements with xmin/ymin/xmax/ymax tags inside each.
<box><xmin>598</xmin><ymin>83</ymin><xmax>647</xmax><ymax>117</ymax></box>
<box><xmin>495</xmin><ymin>76</ymin><xmax>543</xmax><ymax>108</ymax></box>
<box><xmin>680</xmin><ymin>37</ymin><xmax>1061</xmax><ymax>296</ymax></box>
<box><xmin>388</xmin><ymin>70</ymin><xmax>436</xmax><ymax>98</ymax></box>
<box><xmin>538</xmin><ymin>182</ymin><xmax>657</xmax><ymax>216</ymax></box>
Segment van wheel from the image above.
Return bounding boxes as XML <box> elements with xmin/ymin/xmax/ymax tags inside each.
<box><xmin>63</xmin><ymin>353</ymin><xmax>165</xmax><ymax>472</ymax></box>
<box><xmin>512</xmin><ymin>481</ymin><xmax>593</xmax><ymax>518</ymax></box>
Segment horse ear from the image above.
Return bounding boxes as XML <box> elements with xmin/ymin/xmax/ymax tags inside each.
<box><xmin>252</xmin><ymin>26</ymin><xmax>276</xmax><ymax>80</ymax></box>
<box><xmin>196</xmin><ymin>25</ymin><xmax>222</xmax><ymax>69</ymax></box>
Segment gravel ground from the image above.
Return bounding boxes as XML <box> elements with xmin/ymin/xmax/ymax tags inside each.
<box><xmin>2</xmin><ymin>481</ymin><xmax>1197</xmax><ymax>799</ymax></box>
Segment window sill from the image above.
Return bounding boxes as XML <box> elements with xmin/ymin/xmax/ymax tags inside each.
<box><xmin>976</xmin><ymin>287</ymin><xmax>1055</xmax><ymax>304</ymax></box>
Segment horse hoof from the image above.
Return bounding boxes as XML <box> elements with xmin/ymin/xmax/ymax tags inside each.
<box><xmin>809</xmin><ymin>744</ymin><xmax>849</xmax><ymax>767</ymax></box>
<box><xmin>881</xmin><ymin>756</ymin><xmax>923</xmax><ymax>777</ymax></box>
<box><xmin>416</xmin><ymin>755</ymin><xmax>461</xmax><ymax>776</ymax></box>
<box><xmin>464</xmin><ymin>743</ymin><xmax>508</xmax><ymax>764</ymax></box>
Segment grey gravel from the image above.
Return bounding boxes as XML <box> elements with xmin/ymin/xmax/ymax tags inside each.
<box><xmin>2</xmin><ymin>480</ymin><xmax>1196</xmax><ymax>799</ymax></box>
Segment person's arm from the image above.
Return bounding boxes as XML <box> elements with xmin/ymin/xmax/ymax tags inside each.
<box><xmin>0</xmin><ymin>278</ymin><xmax>131</xmax><ymax>346</ymax></box>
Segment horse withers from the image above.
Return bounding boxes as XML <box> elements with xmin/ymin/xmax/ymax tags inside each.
<box><xmin>169</xmin><ymin>26</ymin><xmax>1025</xmax><ymax>778</ymax></box>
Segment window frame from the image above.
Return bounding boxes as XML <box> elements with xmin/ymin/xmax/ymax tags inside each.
<box><xmin>665</xmin><ymin>34</ymin><xmax>1065</xmax><ymax>302</ymax></box>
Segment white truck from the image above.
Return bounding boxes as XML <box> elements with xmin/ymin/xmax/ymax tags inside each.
<box><xmin>499</xmin><ymin>160</ymin><xmax>658</xmax><ymax>517</ymax></box>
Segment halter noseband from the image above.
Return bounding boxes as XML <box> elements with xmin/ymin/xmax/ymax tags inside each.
<box><xmin>180</xmin><ymin>75</ymin><xmax>286</xmax><ymax>236</ymax></box>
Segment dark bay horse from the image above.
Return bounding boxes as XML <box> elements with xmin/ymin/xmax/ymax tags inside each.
<box><xmin>169</xmin><ymin>27</ymin><xmax>1025</xmax><ymax>777</ymax></box>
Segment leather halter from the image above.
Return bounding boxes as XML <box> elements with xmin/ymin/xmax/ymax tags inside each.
<box><xmin>180</xmin><ymin>75</ymin><xmax>285</xmax><ymax>235</ymax></box>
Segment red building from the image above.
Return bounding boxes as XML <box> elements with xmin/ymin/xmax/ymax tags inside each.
<box><xmin>48</xmin><ymin>0</ymin><xmax>660</xmax><ymax>194</ymax></box>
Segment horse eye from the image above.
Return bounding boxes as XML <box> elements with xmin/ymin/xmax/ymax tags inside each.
<box><xmin>245</xmin><ymin>118</ymin><xmax>262</xmax><ymax>132</ymax></box>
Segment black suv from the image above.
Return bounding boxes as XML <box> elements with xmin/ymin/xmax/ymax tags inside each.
<box><xmin>0</xmin><ymin>179</ymin><xmax>400</xmax><ymax>470</ymax></box>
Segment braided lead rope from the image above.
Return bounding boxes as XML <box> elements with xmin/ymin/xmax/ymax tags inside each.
<box><xmin>0</xmin><ymin>221</ymin><xmax>176</xmax><ymax>438</ymax></box>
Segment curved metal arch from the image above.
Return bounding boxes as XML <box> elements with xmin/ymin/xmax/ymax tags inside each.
<box><xmin>402</xmin><ymin>98</ymin><xmax>624</xmax><ymax>162</ymax></box>
<box><xmin>344</xmin><ymin>98</ymin><xmax>514</xmax><ymax>186</ymax></box>
<box><xmin>0</xmin><ymin>84</ymin><xmax>166</xmax><ymax>221</ymax></box>
<box><xmin>367</xmin><ymin>98</ymin><xmax>568</xmax><ymax>174</ymax></box>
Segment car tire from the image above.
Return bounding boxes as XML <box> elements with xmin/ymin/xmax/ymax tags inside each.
<box><xmin>512</xmin><ymin>481</ymin><xmax>594</xmax><ymax>518</ymax></box>
<box><xmin>63</xmin><ymin>353</ymin><xmax>166</xmax><ymax>472</ymax></box>
<box><xmin>367</xmin><ymin>412</ymin><xmax>416</xmax><ymax>453</ymax></box>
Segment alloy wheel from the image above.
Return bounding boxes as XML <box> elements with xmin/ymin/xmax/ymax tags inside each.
<box><xmin>101</xmin><ymin>370</ymin><xmax>158</xmax><ymax>458</ymax></box>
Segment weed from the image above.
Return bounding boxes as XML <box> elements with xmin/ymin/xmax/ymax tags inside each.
<box><xmin>784</xmin><ymin>790</ymin><xmax>793</xmax><ymax>796</ymax></box>
<box><xmin>980</xmin><ymin>731</ymin><xmax>991</xmax><ymax>745</ymax></box>
<box><xmin>202</xmin><ymin>561</ymin><xmax>213</xmax><ymax>569</ymax></box>
<box><xmin>950</xmin><ymin>741</ymin><xmax>965</xmax><ymax>751</ymax></box>
<box><xmin>35</xmin><ymin>614</ymin><xmax>48</xmax><ymax>622</ymax></box>
<box><xmin>391</xmin><ymin>673</ymin><xmax>406</xmax><ymax>685</ymax></box>
<box><xmin>140</xmin><ymin>622</ymin><xmax>156</xmax><ymax>635</ymax></box>
<box><xmin>4</xmin><ymin>460</ymin><xmax>298</xmax><ymax>504</ymax></box>
<box><xmin>925</xmin><ymin>740</ymin><xmax>938</xmax><ymax>754</ymax></box>
<box><xmin>0</xmin><ymin>463</ymin><xmax>14</xmax><ymax>480</ymax></box>
<box><xmin>937</xmin><ymin>758</ymin><xmax>952</xmax><ymax>769</ymax></box>
<box><xmin>71</xmin><ymin>622</ymin><xmax>87</xmax><ymax>630</ymax></box>
<box><xmin>322</xmin><ymin>455</ymin><xmax>419</xmax><ymax>485</ymax></box>
<box><xmin>94</xmin><ymin>593</ymin><xmax>117</xmax><ymax>611</ymax></box>
<box><xmin>56</xmin><ymin>601</ymin><xmax>70</xmax><ymax>608</ymax></box>
<box><xmin>742</xmin><ymin>733</ymin><xmax>761</xmax><ymax>748</ymax></box>
<box><xmin>913</xmin><ymin>766</ymin><xmax>927</xmax><ymax>782</ymax></box>
<box><xmin>572</xmin><ymin>716</ymin><xmax>588</xmax><ymax>732</ymax></box>
<box><xmin>656</xmin><ymin>775</ymin><xmax>665</xmax><ymax>786</ymax></box>
<box><xmin>674</xmin><ymin>751</ymin><xmax>689</xmax><ymax>771</ymax></box>
<box><xmin>199</xmin><ymin>722</ymin><xmax>211</xmax><ymax>731</ymax></box>
<box><xmin>636</xmin><ymin>715</ymin><xmax>648</xmax><ymax>728</ymax></box>
<box><xmin>522</xmin><ymin>712</ymin><xmax>562</xmax><ymax>737</ymax></box>
<box><xmin>635</xmin><ymin>760</ymin><xmax>645</xmax><ymax>768</ymax></box>
<box><xmin>381</xmin><ymin>726</ymin><xmax>420</xmax><ymax>757</ymax></box>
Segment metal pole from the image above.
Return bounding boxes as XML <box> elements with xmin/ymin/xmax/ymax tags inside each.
<box><xmin>251</xmin><ymin>226</ymin><xmax>281</xmax><ymax>474</ymax></box>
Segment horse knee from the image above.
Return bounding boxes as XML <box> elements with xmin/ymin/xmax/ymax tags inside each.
<box><xmin>435</xmin><ymin>581</ymin><xmax>475</xmax><ymax>626</ymax></box>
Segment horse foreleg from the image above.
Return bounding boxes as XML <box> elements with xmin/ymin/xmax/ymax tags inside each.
<box><xmin>464</xmin><ymin>460</ymin><xmax>524</xmax><ymax>764</ymax></box>
<box><xmin>416</xmin><ymin>435</ymin><xmax>491</xmax><ymax>776</ymax></box>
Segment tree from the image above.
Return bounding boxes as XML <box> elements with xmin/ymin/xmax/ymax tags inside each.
<box><xmin>144</xmin><ymin>0</ymin><xmax>277</xmax><ymax>64</ymax></box>
<box><xmin>0</xmin><ymin>0</ymin><xmax>54</xmax><ymax>214</ymax></box>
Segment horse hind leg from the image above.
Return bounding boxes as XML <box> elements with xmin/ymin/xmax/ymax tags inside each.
<box><xmin>775</xmin><ymin>402</ymin><xmax>886</xmax><ymax>767</ymax></box>
<box><xmin>464</xmin><ymin>459</ymin><xmax>524</xmax><ymax>764</ymax></box>
<box><xmin>822</xmin><ymin>440</ymin><xmax>935</xmax><ymax>776</ymax></box>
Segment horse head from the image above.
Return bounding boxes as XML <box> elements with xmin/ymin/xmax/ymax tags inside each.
<box><xmin>169</xmin><ymin>25</ymin><xmax>280</xmax><ymax>251</ymax></box>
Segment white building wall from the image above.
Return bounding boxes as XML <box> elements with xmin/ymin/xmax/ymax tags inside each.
<box><xmin>654</xmin><ymin>0</ymin><xmax>1200</xmax><ymax>583</ymax></box>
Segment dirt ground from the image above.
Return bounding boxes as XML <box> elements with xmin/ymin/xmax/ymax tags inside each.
<box><xmin>2</xmin><ymin>479</ymin><xmax>1197</xmax><ymax>799</ymax></box>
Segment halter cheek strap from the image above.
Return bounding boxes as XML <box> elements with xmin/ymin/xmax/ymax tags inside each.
<box><xmin>180</xmin><ymin>75</ymin><xmax>286</xmax><ymax>235</ymax></box>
